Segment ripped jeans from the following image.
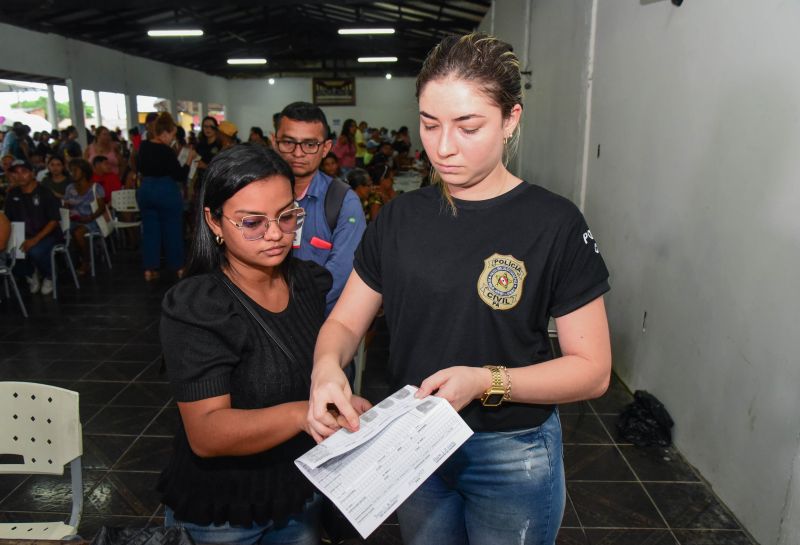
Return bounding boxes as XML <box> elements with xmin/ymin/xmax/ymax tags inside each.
<box><xmin>397</xmin><ymin>409</ymin><xmax>565</xmax><ymax>545</ymax></box>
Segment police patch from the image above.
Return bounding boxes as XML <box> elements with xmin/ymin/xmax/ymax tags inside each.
<box><xmin>477</xmin><ymin>253</ymin><xmax>527</xmax><ymax>310</ymax></box>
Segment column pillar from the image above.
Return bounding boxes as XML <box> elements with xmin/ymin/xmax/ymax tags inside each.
<box><xmin>65</xmin><ymin>78</ymin><xmax>87</xmax><ymax>148</ymax></box>
<box><xmin>94</xmin><ymin>90</ymin><xmax>103</xmax><ymax>127</ymax></box>
<box><xmin>125</xmin><ymin>94</ymin><xmax>138</xmax><ymax>131</ymax></box>
<box><xmin>46</xmin><ymin>84</ymin><xmax>58</xmax><ymax>131</ymax></box>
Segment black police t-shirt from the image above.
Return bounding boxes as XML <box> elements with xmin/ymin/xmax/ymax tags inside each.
<box><xmin>354</xmin><ymin>182</ymin><xmax>610</xmax><ymax>431</ymax></box>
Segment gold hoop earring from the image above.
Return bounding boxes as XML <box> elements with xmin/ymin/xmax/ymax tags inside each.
<box><xmin>503</xmin><ymin>133</ymin><xmax>510</xmax><ymax>145</ymax></box>
<box><xmin>215</xmin><ymin>235</ymin><xmax>224</xmax><ymax>245</ymax></box>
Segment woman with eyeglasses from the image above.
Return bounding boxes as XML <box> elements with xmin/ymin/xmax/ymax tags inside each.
<box><xmin>158</xmin><ymin>144</ymin><xmax>370</xmax><ymax>545</ymax></box>
<box><xmin>308</xmin><ymin>33</ymin><xmax>611</xmax><ymax>545</ymax></box>
<box><xmin>196</xmin><ymin>116</ymin><xmax>222</xmax><ymax>170</ymax></box>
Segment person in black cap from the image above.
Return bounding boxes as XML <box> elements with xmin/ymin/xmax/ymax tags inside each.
<box><xmin>3</xmin><ymin>159</ymin><xmax>62</xmax><ymax>296</ymax></box>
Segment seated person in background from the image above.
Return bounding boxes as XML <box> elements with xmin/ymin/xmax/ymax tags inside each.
<box><xmin>121</xmin><ymin>166</ymin><xmax>139</xmax><ymax>190</ymax></box>
<box><xmin>91</xmin><ymin>156</ymin><xmax>122</xmax><ymax>204</ymax></box>
<box><xmin>64</xmin><ymin>159</ymin><xmax>106</xmax><ymax>276</ymax></box>
<box><xmin>3</xmin><ymin>159</ymin><xmax>61</xmax><ymax>295</ymax></box>
<box><xmin>370</xmin><ymin>141</ymin><xmax>395</xmax><ymax>170</ymax></box>
<box><xmin>41</xmin><ymin>156</ymin><xmax>72</xmax><ymax>200</ymax></box>
<box><xmin>392</xmin><ymin>126</ymin><xmax>411</xmax><ymax>154</ymax></box>
<box><xmin>366</xmin><ymin>128</ymin><xmax>382</xmax><ymax>149</ymax></box>
<box><xmin>249</xmin><ymin>126</ymin><xmax>270</xmax><ymax>147</ymax></box>
<box><xmin>368</xmin><ymin>160</ymin><xmax>398</xmax><ymax>205</ymax></box>
<box><xmin>345</xmin><ymin>168</ymin><xmax>381</xmax><ymax>222</ymax></box>
<box><xmin>364</xmin><ymin>139</ymin><xmax>379</xmax><ymax>166</ymax></box>
<box><xmin>30</xmin><ymin>152</ymin><xmax>46</xmax><ymax>179</ymax></box>
<box><xmin>35</xmin><ymin>130</ymin><xmax>52</xmax><ymax>159</ymax></box>
<box><xmin>158</xmin><ymin>144</ymin><xmax>370</xmax><ymax>545</ymax></box>
<box><xmin>320</xmin><ymin>152</ymin><xmax>340</xmax><ymax>179</ymax></box>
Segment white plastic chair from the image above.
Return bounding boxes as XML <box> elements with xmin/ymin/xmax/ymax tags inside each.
<box><xmin>110</xmin><ymin>189</ymin><xmax>141</xmax><ymax>251</ymax></box>
<box><xmin>50</xmin><ymin>209</ymin><xmax>80</xmax><ymax>300</ymax></box>
<box><xmin>0</xmin><ymin>382</ymin><xmax>83</xmax><ymax>540</ymax></box>
<box><xmin>1</xmin><ymin>223</ymin><xmax>28</xmax><ymax>318</ymax></box>
<box><xmin>110</xmin><ymin>189</ymin><xmax>141</xmax><ymax>231</ymax></box>
<box><xmin>83</xmin><ymin>229</ymin><xmax>112</xmax><ymax>278</ymax></box>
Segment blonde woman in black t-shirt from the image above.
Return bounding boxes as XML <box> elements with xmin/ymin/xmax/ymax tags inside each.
<box><xmin>308</xmin><ymin>33</ymin><xmax>612</xmax><ymax>545</ymax></box>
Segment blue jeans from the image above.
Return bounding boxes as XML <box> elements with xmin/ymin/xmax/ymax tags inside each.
<box><xmin>164</xmin><ymin>495</ymin><xmax>321</xmax><ymax>545</ymax></box>
<box><xmin>137</xmin><ymin>177</ymin><xmax>184</xmax><ymax>270</ymax></box>
<box><xmin>397</xmin><ymin>409</ymin><xmax>565</xmax><ymax>545</ymax></box>
<box><xmin>13</xmin><ymin>235</ymin><xmax>59</xmax><ymax>279</ymax></box>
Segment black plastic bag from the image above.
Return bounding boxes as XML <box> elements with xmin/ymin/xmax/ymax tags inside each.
<box><xmin>617</xmin><ymin>390</ymin><xmax>674</xmax><ymax>447</ymax></box>
<box><xmin>90</xmin><ymin>526</ymin><xmax>195</xmax><ymax>545</ymax></box>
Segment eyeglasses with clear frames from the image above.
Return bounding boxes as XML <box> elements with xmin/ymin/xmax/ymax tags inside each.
<box><xmin>276</xmin><ymin>139</ymin><xmax>325</xmax><ymax>154</ymax></box>
<box><xmin>224</xmin><ymin>207</ymin><xmax>306</xmax><ymax>240</ymax></box>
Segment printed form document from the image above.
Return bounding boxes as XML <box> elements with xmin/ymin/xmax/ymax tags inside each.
<box><xmin>295</xmin><ymin>385</ymin><xmax>473</xmax><ymax>539</ymax></box>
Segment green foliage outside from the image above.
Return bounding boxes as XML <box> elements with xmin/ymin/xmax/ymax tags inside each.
<box><xmin>10</xmin><ymin>97</ymin><xmax>94</xmax><ymax>121</ymax></box>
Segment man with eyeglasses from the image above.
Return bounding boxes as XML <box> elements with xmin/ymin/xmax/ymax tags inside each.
<box><xmin>273</xmin><ymin>102</ymin><xmax>366</xmax><ymax>315</ymax></box>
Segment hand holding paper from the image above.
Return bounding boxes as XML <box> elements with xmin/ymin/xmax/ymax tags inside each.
<box><xmin>296</xmin><ymin>385</ymin><xmax>473</xmax><ymax>539</ymax></box>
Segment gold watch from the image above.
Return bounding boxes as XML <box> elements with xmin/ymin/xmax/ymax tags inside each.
<box><xmin>481</xmin><ymin>365</ymin><xmax>506</xmax><ymax>407</ymax></box>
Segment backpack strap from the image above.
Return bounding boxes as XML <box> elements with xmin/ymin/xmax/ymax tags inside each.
<box><xmin>324</xmin><ymin>177</ymin><xmax>350</xmax><ymax>233</ymax></box>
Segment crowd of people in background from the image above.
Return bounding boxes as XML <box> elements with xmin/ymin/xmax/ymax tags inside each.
<box><xmin>0</xmin><ymin>106</ymin><xmax>430</xmax><ymax>293</ymax></box>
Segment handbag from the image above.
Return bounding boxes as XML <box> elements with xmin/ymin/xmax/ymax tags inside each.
<box><xmin>91</xmin><ymin>183</ymin><xmax>113</xmax><ymax>237</ymax></box>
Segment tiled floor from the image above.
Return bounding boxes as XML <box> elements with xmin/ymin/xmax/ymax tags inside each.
<box><xmin>0</xmin><ymin>251</ymin><xmax>758</xmax><ymax>544</ymax></box>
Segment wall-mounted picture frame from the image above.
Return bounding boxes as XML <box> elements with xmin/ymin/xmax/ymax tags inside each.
<box><xmin>312</xmin><ymin>78</ymin><xmax>356</xmax><ymax>106</ymax></box>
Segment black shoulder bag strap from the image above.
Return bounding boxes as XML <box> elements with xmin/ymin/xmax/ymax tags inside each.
<box><xmin>218</xmin><ymin>274</ymin><xmax>297</xmax><ymax>365</ymax></box>
<box><xmin>324</xmin><ymin>177</ymin><xmax>351</xmax><ymax>233</ymax></box>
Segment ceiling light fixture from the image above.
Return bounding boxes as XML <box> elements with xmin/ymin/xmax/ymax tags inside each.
<box><xmin>147</xmin><ymin>29</ymin><xmax>204</xmax><ymax>37</ymax></box>
<box><xmin>268</xmin><ymin>78</ymin><xmax>276</xmax><ymax>85</ymax></box>
<box><xmin>338</xmin><ymin>28</ymin><xmax>395</xmax><ymax>35</ymax></box>
<box><xmin>385</xmin><ymin>73</ymin><xmax>392</xmax><ymax>80</ymax></box>
<box><xmin>227</xmin><ymin>58</ymin><xmax>268</xmax><ymax>65</ymax></box>
<box><xmin>358</xmin><ymin>56</ymin><xmax>398</xmax><ymax>63</ymax></box>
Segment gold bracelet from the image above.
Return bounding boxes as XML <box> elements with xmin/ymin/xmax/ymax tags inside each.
<box><xmin>501</xmin><ymin>366</ymin><xmax>512</xmax><ymax>401</ymax></box>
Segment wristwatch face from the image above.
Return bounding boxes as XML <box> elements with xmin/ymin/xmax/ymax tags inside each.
<box><xmin>482</xmin><ymin>392</ymin><xmax>504</xmax><ymax>407</ymax></box>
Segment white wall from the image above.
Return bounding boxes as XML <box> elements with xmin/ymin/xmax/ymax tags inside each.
<box><xmin>479</xmin><ymin>0</ymin><xmax>592</xmax><ymax>201</ymax></box>
<box><xmin>226</xmin><ymin>77</ymin><xmax>420</xmax><ymax>150</ymax></box>
<box><xmin>518</xmin><ymin>1</ymin><xmax>593</xmax><ymax>203</ymax></box>
<box><xmin>588</xmin><ymin>2</ymin><xmax>800</xmax><ymax>543</ymax></box>
<box><xmin>487</xmin><ymin>0</ymin><xmax>800</xmax><ymax>543</ymax></box>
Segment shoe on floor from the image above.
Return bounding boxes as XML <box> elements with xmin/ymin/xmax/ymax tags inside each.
<box><xmin>26</xmin><ymin>272</ymin><xmax>40</xmax><ymax>294</ymax></box>
<box><xmin>40</xmin><ymin>278</ymin><xmax>53</xmax><ymax>296</ymax></box>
